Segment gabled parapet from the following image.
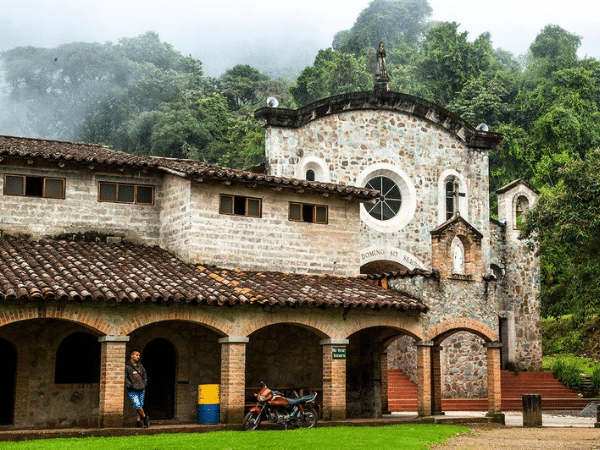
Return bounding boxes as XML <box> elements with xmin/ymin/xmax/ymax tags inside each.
<box><xmin>255</xmin><ymin>91</ymin><xmax>503</xmax><ymax>150</ymax></box>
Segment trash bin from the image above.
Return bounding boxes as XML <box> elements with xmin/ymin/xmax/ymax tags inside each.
<box><xmin>197</xmin><ymin>384</ymin><xmax>220</xmax><ymax>424</ymax></box>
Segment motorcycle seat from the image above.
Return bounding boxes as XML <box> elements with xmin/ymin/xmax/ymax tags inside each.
<box><xmin>286</xmin><ymin>392</ymin><xmax>317</xmax><ymax>406</ymax></box>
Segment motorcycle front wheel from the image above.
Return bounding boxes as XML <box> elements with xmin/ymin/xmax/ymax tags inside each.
<box><xmin>297</xmin><ymin>406</ymin><xmax>318</xmax><ymax>428</ymax></box>
<box><xmin>242</xmin><ymin>411</ymin><xmax>261</xmax><ymax>431</ymax></box>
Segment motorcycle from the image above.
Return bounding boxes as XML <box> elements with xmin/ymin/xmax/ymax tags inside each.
<box><xmin>243</xmin><ymin>382</ymin><xmax>318</xmax><ymax>430</ymax></box>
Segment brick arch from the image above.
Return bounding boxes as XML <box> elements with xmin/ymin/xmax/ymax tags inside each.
<box><xmin>119</xmin><ymin>310</ymin><xmax>230</xmax><ymax>336</ymax></box>
<box><xmin>240</xmin><ymin>315</ymin><xmax>331</xmax><ymax>339</ymax></box>
<box><xmin>342</xmin><ymin>316</ymin><xmax>424</xmax><ymax>341</ymax></box>
<box><xmin>426</xmin><ymin>318</ymin><xmax>497</xmax><ymax>344</ymax></box>
<box><xmin>129</xmin><ymin>327</ymin><xmax>191</xmax><ymax>383</ymax></box>
<box><xmin>0</xmin><ymin>305</ymin><xmax>112</xmax><ymax>334</ymax></box>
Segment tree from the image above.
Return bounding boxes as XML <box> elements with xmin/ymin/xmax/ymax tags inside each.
<box><xmin>1</xmin><ymin>42</ymin><xmax>134</xmax><ymax>139</ymax></box>
<box><xmin>415</xmin><ymin>23</ymin><xmax>493</xmax><ymax>104</ymax></box>
<box><xmin>290</xmin><ymin>48</ymin><xmax>372</xmax><ymax>106</ymax></box>
<box><xmin>521</xmin><ymin>150</ymin><xmax>600</xmax><ymax>320</ymax></box>
<box><xmin>529</xmin><ymin>25</ymin><xmax>581</xmax><ymax>76</ymax></box>
<box><xmin>216</xmin><ymin>64</ymin><xmax>291</xmax><ymax>111</ymax></box>
<box><xmin>0</xmin><ymin>34</ymin><xmax>204</xmax><ymax>143</ymax></box>
<box><xmin>126</xmin><ymin>92</ymin><xmax>232</xmax><ymax>161</ymax></box>
<box><xmin>118</xmin><ymin>31</ymin><xmax>200</xmax><ymax>73</ymax></box>
<box><xmin>334</xmin><ymin>0</ymin><xmax>432</xmax><ymax>55</ymax></box>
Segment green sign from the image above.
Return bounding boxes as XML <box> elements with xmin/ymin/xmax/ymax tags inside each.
<box><xmin>332</xmin><ymin>347</ymin><xmax>346</xmax><ymax>359</ymax></box>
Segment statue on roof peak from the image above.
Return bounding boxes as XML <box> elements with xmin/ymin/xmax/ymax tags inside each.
<box><xmin>375</xmin><ymin>42</ymin><xmax>388</xmax><ymax>81</ymax></box>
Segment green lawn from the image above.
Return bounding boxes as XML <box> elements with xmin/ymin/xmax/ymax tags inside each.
<box><xmin>543</xmin><ymin>354</ymin><xmax>598</xmax><ymax>376</ymax></box>
<box><xmin>0</xmin><ymin>424</ymin><xmax>470</xmax><ymax>450</ymax></box>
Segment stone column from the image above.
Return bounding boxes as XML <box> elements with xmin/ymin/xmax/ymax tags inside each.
<box><xmin>431</xmin><ymin>345</ymin><xmax>444</xmax><ymax>415</ymax></box>
<box><xmin>485</xmin><ymin>342</ymin><xmax>503</xmax><ymax>417</ymax></box>
<box><xmin>98</xmin><ymin>335</ymin><xmax>129</xmax><ymax>428</ymax></box>
<box><xmin>321</xmin><ymin>339</ymin><xmax>348</xmax><ymax>421</ymax></box>
<box><xmin>416</xmin><ymin>340</ymin><xmax>433</xmax><ymax>417</ymax></box>
<box><xmin>219</xmin><ymin>337</ymin><xmax>249</xmax><ymax>424</ymax></box>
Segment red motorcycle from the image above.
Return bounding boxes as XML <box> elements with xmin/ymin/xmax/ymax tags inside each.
<box><xmin>243</xmin><ymin>382</ymin><xmax>318</xmax><ymax>430</ymax></box>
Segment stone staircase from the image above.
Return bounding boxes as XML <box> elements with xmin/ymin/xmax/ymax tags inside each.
<box><xmin>500</xmin><ymin>370</ymin><xmax>592</xmax><ymax>411</ymax></box>
<box><xmin>386</xmin><ymin>369</ymin><xmax>596</xmax><ymax>412</ymax></box>
<box><xmin>387</xmin><ymin>368</ymin><xmax>418</xmax><ymax>411</ymax></box>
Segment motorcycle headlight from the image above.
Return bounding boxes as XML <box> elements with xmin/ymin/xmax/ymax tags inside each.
<box><xmin>257</xmin><ymin>395</ymin><xmax>266</xmax><ymax>402</ymax></box>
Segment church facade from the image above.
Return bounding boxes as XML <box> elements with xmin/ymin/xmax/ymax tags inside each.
<box><xmin>0</xmin><ymin>84</ymin><xmax>540</xmax><ymax>429</ymax></box>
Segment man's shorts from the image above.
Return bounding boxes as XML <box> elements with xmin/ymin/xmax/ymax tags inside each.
<box><xmin>128</xmin><ymin>389</ymin><xmax>146</xmax><ymax>410</ymax></box>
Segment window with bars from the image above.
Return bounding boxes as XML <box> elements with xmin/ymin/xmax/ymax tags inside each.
<box><xmin>219</xmin><ymin>195</ymin><xmax>262</xmax><ymax>217</ymax></box>
<box><xmin>98</xmin><ymin>182</ymin><xmax>154</xmax><ymax>205</ymax></box>
<box><xmin>289</xmin><ymin>202</ymin><xmax>328</xmax><ymax>224</ymax></box>
<box><xmin>3</xmin><ymin>174</ymin><xmax>65</xmax><ymax>199</ymax></box>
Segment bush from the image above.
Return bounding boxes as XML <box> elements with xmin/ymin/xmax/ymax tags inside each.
<box><xmin>592</xmin><ymin>366</ymin><xmax>600</xmax><ymax>391</ymax></box>
<box><xmin>552</xmin><ymin>359</ymin><xmax>565</xmax><ymax>378</ymax></box>
<box><xmin>552</xmin><ymin>359</ymin><xmax>582</xmax><ymax>388</ymax></box>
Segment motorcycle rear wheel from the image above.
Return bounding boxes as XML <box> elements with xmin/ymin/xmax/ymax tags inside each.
<box><xmin>297</xmin><ymin>406</ymin><xmax>318</xmax><ymax>428</ymax></box>
<box><xmin>242</xmin><ymin>411</ymin><xmax>261</xmax><ymax>431</ymax></box>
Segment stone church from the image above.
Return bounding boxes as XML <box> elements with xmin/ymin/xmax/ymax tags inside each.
<box><xmin>0</xmin><ymin>67</ymin><xmax>540</xmax><ymax>428</ymax></box>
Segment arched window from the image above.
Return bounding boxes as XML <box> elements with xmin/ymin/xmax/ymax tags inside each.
<box><xmin>515</xmin><ymin>196</ymin><xmax>530</xmax><ymax>229</ymax></box>
<box><xmin>306</xmin><ymin>169</ymin><xmax>315</xmax><ymax>181</ymax></box>
<box><xmin>446</xmin><ymin>180</ymin><xmax>456</xmax><ymax>220</ymax></box>
<box><xmin>55</xmin><ymin>332</ymin><xmax>101</xmax><ymax>384</ymax></box>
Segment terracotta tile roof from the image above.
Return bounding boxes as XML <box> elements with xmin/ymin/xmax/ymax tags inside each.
<box><xmin>0</xmin><ymin>237</ymin><xmax>428</xmax><ymax>313</ymax></box>
<box><xmin>365</xmin><ymin>268</ymin><xmax>439</xmax><ymax>281</ymax></box>
<box><xmin>0</xmin><ymin>135</ymin><xmax>378</xmax><ymax>201</ymax></box>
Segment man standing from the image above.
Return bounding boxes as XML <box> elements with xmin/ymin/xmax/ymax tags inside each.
<box><xmin>125</xmin><ymin>350</ymin><xmax>149</xmax><ymax>428</ymax></box>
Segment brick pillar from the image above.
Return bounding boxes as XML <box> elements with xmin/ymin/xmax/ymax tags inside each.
<box><xmin>321</xmin><ymin>339</ymin><xmax>348</xmax><ymax>421</ymax></box>
<box><xmin>431</xmin><ymin>345</ymin><xmax>443</xmax><ymax>415</ymax></box>
<box><xmin>485</xmin><ymin>342</ymin><xmax>503</xmax><ymax>416</ymax></box>
<box><xmin>416</xmin><ymin>340</ymin><xmax>433</xmax><ymax>417</ymax></box>
<box><xmin>98</xmin><ymin>335</ymin><xmax>129</xmax><ymax>428</ymax></box>
<box><xmin>219</xmin><ymin>337</ymin><xmax>248</xmax><ymax>424</ymax></box>
<box><xmin>381</xmin><ymin>350</ymin><xmax>389</xmax><ymax>414</ymax></box>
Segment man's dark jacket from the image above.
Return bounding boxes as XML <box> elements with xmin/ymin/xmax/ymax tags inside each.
<box><xmin>125</xmin><ymin>361</ymin><xmax>148</xmax><ymax>392</ymax></box>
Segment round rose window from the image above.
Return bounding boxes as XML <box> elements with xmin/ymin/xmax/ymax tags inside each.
<box><xmin>364</xmin><ymin>176</ymin><xmax>402</xmax><ymax>221</ymax></box>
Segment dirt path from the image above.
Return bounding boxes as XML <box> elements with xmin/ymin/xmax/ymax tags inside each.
<box><xmin>430</xmin><ymin>425</ymin><xmax>600</xmax><ymax>450</ymax></box>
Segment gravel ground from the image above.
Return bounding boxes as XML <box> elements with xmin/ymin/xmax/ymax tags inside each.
<box><xmin>430</xmin><ymin>412</ymin><xmax>599</xmax><ymax>450</ymax></box>
<box><xmin>430</xmin><ymin>425</ymin><xmax>600</xmax><ymax>449</ymax></box>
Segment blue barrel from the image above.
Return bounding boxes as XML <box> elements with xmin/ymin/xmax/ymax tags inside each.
<box><xmin>197</xmin><ymin>404</ymin><xmax>220</xmax><ymax>424</ymax></box>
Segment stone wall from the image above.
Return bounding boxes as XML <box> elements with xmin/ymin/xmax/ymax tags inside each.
<box><xmin>127</xmin><ymin>321</ymin><xmax>222</xmax><ymax>424</ymax></box>
<box><xmin>0</xmin><ymin>158</ymin><xmax>161</xmax><ymax>244</ymax></box>
<box><xmin>185</xmin><ymin>182</ymin><xmax>363</xmax><ymax>276</ymax></box>
<box><xmin>264</xmin><ymin>110</ymin><xmax>492</xmax><ymax>269</ymax></box>
<box><xmin>389</xmin><ymin>275</ymin><xmax>501</xmax><ymax>333</ymax></box>
<box><xmin>246</xmin><ymin>324</ymin><xmax>323</xmax><ymax>392</ymax></box>
<box><xmin>440</xmin><ymin>332</ymin><xmax>487</xmax><ymax>398</ymax></box>
<box><xmin>386</xmin><ymin>332</ymin><xmax>488</xmax><ymax>398</ymax></box>
<box><xmin>493</xmin><ymin>183</ymin><xmax>542</xmax><ymax>371</ymax></box>
<box><xmin>0</xmin><ymin>320</ymin><xmax>100</xmax><ymax>428</ymax></box>
<box><xmin>159</xmin><ymin>175</ymin><xmax>192</xmax><ymax>261</ymax></box>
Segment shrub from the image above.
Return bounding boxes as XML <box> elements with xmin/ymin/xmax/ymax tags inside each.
<box><xmin>592</xmin><ymin>366</ymin><xmax>600</xmax><ymax>391</ymax></box>
<box><xmin>552</xmin><ymin>359</ymin><xmax>565</xmax><ymax>378</ymax></box>
<box><xmin>552</xmin><ymin>359</ymin><xmax>582</xmax><ymax>388</ymax></box>
<box><xmin>561</xmin><ymin>364</ymin><xmax>583</xmax><ymax>388</ymax></box>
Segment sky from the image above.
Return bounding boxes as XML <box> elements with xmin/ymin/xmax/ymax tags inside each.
<box><xmin>1</xmin><ymin>0</ymin><xmax>599</xmax><ymax>77</ymax></box>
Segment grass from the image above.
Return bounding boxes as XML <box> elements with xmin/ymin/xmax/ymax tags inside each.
<box><xmin>543</xmin><ymin>354</ymin><xmax>597</xmax><ymax>376</ymax></box>
<box><xmin>0</xmin><ymin>424</ymin><xmax>470</xmax><ymax>450</ymax></box>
